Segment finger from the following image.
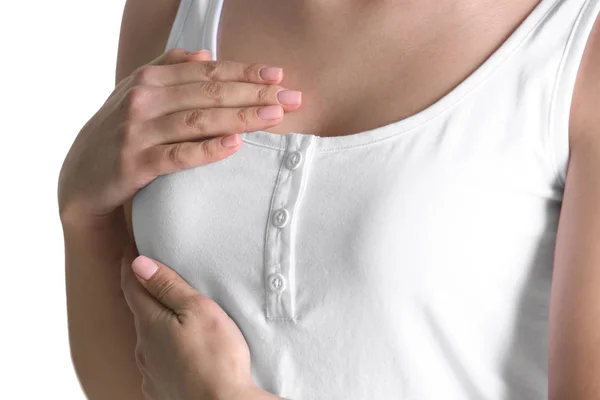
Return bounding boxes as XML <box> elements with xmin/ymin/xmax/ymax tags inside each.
<box><xmin>120</xmin><ymin>241</ymin><xmax>171</xmax><ymax>318</ymax></box>
<box><xmin>113</xmin><ymin>48</ymin><xmax>206</xmax><ymax>100</ymax></box>
<box><xmin>132</xmin><ymin>81</ymin><xmax>301</xmax><ymax>120</ymax></box>
<box><xmin>147</xmin><ymin>47</ymin><xmax>210</xmax><ymax>66</ymax></box>
<box><xmin>130</xmin><ymin>255</ymin><xmax>200</xmax><ymax>314</ymax></box>
<box><xmin>136</xmin><ymin>59</ymin><xmax>284</xmax><ymax>87</ymax></box>
<box><xmin>185</xmin><ymin>49</ymin><xmax>213</xmax><ymax>62</ymax></box>
<box><xmin>139</xmin><ymin>104</ymin><xmax>286</xmax><ymax>146</ymax></box>
<box><xmin>137</xmin><ymin>133</ymin><xmax>243</xmax><ymax>177</ymax></box>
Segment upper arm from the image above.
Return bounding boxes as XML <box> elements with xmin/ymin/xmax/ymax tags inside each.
<box><xmin>548</xmin><ymin>11</ymin><xmax>600</xmax><ymax>399</ymax></box>
<box><xmin>117</xmin><ymin>0</ymin><xmax>181</xmax><ymax>237</ymax></box>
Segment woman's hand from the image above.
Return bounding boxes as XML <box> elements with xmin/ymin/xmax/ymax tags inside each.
<box><xmin>58</xmin><ymin>48</ymin><xmax>302</xmax><ymax>223</ymax></box>
<box><xmin>120</xmin><ymin>241</ymin><xmax>284</xmax><ymax>400</ymax></box>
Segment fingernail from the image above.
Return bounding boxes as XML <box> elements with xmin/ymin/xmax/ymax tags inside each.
<box><xmin>132</xmin><ymin>256</ymin><xmax>159</xmax><ymax>280</ymax></box>
<box><xmin>259</xmin><ymin>66</ymin><xmax>283</xmax><ymax>81</ymax></box>
<box><xmin>277</xmin><ymin>89</ymin><xmax>302</xmax><ymax>105</ymax></box>
<box><xmin>257</xmin><ymin>105</ymin><xmax>283</xmax><ymax>120</ymax></box>
<box><xmin>188</xmin><ymin>49</ymin><xmax>211</xmax><ymax>57</ymax></box>
<box><xmin>221</xmin><ymin>134</ymin><xmax>240</xmax><ymax>147</ymax></box>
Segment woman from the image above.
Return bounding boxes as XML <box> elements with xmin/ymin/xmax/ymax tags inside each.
<box><xmin>58</xmin><ymin>0</ymin><xmax>600</xmax><ymax>398</ymax></box>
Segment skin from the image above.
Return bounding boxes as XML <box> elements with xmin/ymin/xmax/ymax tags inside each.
<box><xmin>58</xmin><ymin>0</ymin><xmax>600</xmax><ymax>398</ymax></box>
<box><xmin>120</xmin><ymin>237</ymin><xmax>283</xmax><ymax>400</ymax></box>
<box><xmin>59</xmin><ymin>7</ymin><xmax>302</xmax><ymax>399</ymax></box>
<box><xmin>549</xmin><ymin>7</ymin><xmax>600</xmax><ymax>398</ymax></box>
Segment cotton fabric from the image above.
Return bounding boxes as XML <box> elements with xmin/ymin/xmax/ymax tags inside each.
<box><xmin>132</xmin><ymin>0</ymin><xmax>600</xmax><ymax>398</ymax></box>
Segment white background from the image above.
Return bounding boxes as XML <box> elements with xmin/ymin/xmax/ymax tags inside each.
<box><xmin>1</xmin><ymin>1</ymin><xmax>127</xmax><ymax>398</ymax></box>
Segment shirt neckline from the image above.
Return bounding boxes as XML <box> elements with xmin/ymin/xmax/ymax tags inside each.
<box><xmin>204</xmin><ymin>0</ymin><xmax>558</xmax><ymax>152</ymax></box>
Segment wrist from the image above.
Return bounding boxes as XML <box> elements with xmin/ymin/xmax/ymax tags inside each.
<box><xmin>57</xmin><ymin>172</ymin><xmax>121</xmax><ymax>230</ymax></box>
<box><xmin>61</xmin><ymin>206</ymin><xmax>130</xmax><ymax>257</ymax></box>
<box><xmin>60</xmin><ymin>197</ymin><xmax>122</xmax><ymax>231</ymax></box>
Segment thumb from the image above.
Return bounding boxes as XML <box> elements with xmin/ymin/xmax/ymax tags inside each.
<box><xmin>131</xmin><ymin>255</ymin><xmax>199</xmax><ymax>314</ymax></box>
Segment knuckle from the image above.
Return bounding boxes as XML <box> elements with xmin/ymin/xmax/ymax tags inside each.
<box><xmin>123</xmin><ymin>85</ymin><xmax>150</xmax><ymax>118</ymax></box>
<box><xmin>201</xmin><ymin>60</ymin><xmax>220</xmax><ymax>79</ymax></box>
<box><xmin>256</xmin><ymin>84</ymin><xmax>272</xmax><ymax>103</ymax></box>
<box><xmin>134</xmin><ymin>65</ymin><xmax>156</xmax><ymax>85</ymax></box>
<box><xmin>184</xmin><ymin>108</ymin><xmax>209</xmax><ymax>131</ymax></box>
<box><xmin>165</xmin><ymin>144</ymin><xmax>190</xmax><ymax>169</ymax></box>
<box><xmin>202</xmin><ymin>81</ymin><xmax>224</xmax><ymax>105</ymax></box>
<box><xmin>200</xmin><ymin>139</ymin><xmax>218</xmax><ymax>160</ymax></box>
<box><xmin>236</xmin><ymin>107</ymin><xmax>252</xmax><ymax>127</ymax></box>
<box><xmin>154</xmin><ymin>278</ymin><xmax>178</xmax><ymax>304</ymax></box>
<box><xmin>245</xmin><ymin>63</ymin><xmax>263</xmax><ymax>81</ymax></box>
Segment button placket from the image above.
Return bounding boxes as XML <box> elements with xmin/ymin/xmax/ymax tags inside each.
<box><xmin>264</xmin><ymin>134</ymin><xmax>316</xmax><ymax>321</ymax></box>
<box><xmin>268</xmin><ymin>272</ymin><xmax>286</xmax><ymax>293</ymax></box>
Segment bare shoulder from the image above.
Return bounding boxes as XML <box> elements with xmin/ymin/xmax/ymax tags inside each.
<box><xmin>116</xmin><ymin>0</ymin><xmax>181</xmax><ymax>84</ymax></box>
<box><xmin>570</xmin><ymin>11</ymin><xmax>600</xmax><ymax>144</ymax></box>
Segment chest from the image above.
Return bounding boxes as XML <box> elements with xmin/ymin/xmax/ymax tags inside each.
<box><xmin>216</xmin><ymin>0</ymin><xmax>544</xmax><ymax>138</ymax></box>
<box><xmin>132</xmin><ymin>120</ymin><xmax>560</xmax><ymax>315</ymax></box>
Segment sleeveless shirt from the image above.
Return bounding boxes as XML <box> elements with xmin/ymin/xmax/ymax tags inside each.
<box><xmin>132</xmin><ymin>0</ymin><xmax>600</xmax><ymax>398</ymax></box>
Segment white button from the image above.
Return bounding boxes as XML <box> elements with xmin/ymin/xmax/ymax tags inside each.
<box><xmin>272</xmin><ymin>208</ymin><xmax>289</xmax><ymax>228</ymax></box>
<box><xmin>285</xmin><ymin>151</ymin><xmax>303</xmax><ymax>170</ymax></box>
<box><xmin>268</xmin><ymin>273</ymin><xmax>286</xmax><ymax>293</ymax></box>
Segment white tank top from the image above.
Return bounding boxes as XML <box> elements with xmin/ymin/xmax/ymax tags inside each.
<box><xmin>132</xmin><ymin>0</ymin><xmax>600</xmax><ymax>398</ymax></box>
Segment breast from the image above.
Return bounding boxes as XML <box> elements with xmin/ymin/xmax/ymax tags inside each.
<box><xmin>132</xmin><ymin>120</ymin><xmax>560</xmax><ymax>398</ymax></box>
<box><xmin>132</xmin><ymin>141</ymin><xmax>284</xmax><ymax>312</ymax></box>
<box><xmin>288</xmin><ymin>130</ymin><xmax>558</xmax><ymax>398</ymax></box>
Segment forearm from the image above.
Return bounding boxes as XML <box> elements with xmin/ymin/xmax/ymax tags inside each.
<box><xmin>62</xmin><ymin>208</ymin><xmax>144</xmax><ymax>400</ymax></box>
